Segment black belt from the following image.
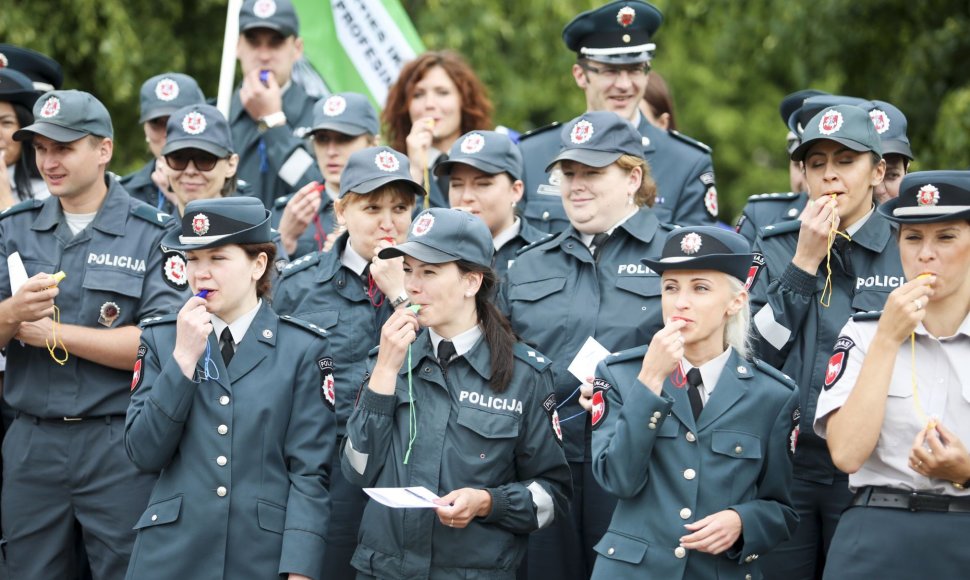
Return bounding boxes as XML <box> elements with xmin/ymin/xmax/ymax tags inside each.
<box><xmin>852</xmin><ymin>486</ymin><xmax>970</xmax><ymax>513</ymax></box>
<box><xmin>15</xmin><ymin>411</ymin><xmax>124</xmax><ymax>425</ymax></box>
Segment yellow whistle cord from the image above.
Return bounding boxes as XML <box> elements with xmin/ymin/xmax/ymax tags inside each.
<box><xmin>46</xmin><ymin>305</ymin><xmax>69</xmax><ymax>365</ymax></box>
<box><xmin>910</xmin><ymin>332</ymin><xmax>936</xmax><ymax>429</ymax></box>
<box><xmin>423</xmin><ymin>164</ymin><xmax>431</xmax><ymax>210</ymax></box>
<box><xmin>819</xmin><ymin>196</ymin><xmax>851</xmax><ymax>308</ymax></box>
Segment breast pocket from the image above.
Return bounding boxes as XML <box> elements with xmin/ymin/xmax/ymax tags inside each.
<box><xmin>851</xmin><ymin>290</ymin><xmax>890</xmax><ymax>314</ymax></box>
<box><xmin>711</xmin><ymin>429</ymin><xmax>763</xmax><ymax>499</ymax></box>
<box><xmin>508</xmin><ymin>276</ymin><xmax>567</xmax><ymax>340</ymax></box>
<box><xmin>81</xmin><ymin>268</ymin><xmax>144</xmax><ymax>327</ymax></box>
<box><xmin>614</xmin><ymin>275</ymin><xmax>662</xmax><ymax>342</ymax></box>
<box><xmin>454</xmin><ymin>406</ymin><xmax>521</xmax><ymax>482</ymax></box>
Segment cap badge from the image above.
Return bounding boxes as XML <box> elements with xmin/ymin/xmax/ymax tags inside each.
<box><xmin>98</xmin><ymin>301</ymin><xmax>121</xmax><ymax>327</ymax></box>
<box><xmin>460</xmin><ymin>133</ymin><xmax>485</xmax><ymax>154</ymax></box>
<box><xmin>182</xmin><ymin>111</ymin><xmax>207</xmax><ymax>135</ymax></box>
<box><xmin>39</xmin><ymin>96</ymin><xmax>60</xmax><ymax>119</ymax></box>
<box><xmin>253</xmin><ymin>0</ymin><xmax>277</xmax><ymax>19</ymax></box>
<box><xmin>192</xmin><ymin>213</ymin><xmax>210</xmax><ymax>236</ymax></box>
<box><xmin>412</xmin><ymin>213</ymin><xmax>435</xmax><ymax>237</ymax></box>
<box><xmin>916</xmin><ymin>184</ymin><xmax>940</xmax><ymax>207</ymax></box>
<box><xmin>818</xmin><ymin>109</ymin><xmax>843</xmax><ymax>136</ymax></box>
<box><xmin>375</xmin><ymin>150</ymin><xmax>400</xmax><ymax>172</ymax></box>
<box><xmin>0</xmin><ymin>53</ymin><xmax>7</xmax><ymax>68</ymax></box>
<box><xmin>680</xmin><ymin>232</ymin><xmax>703</xmax><ymax>255</ymax></box>
<box><xmin>323</xmin><ymin>95</ymin><xmax>346</xmax><ymax>117</ymax></box>
<box><xmin>155</xmin><ymin>78</ymin><xmax>180</xmax><ymax>102</ymax></box>
<box><xmin>617</xmin><ymin>6</ymin><xmax>636</xmax><ymax>27</ymax></box>
<box><xmin>571</xmin><ymin>119</ymin><xmax>594</xmax><ymax>144</ymax></box>
<box><xmin>869</xmin><ymin>109</ymin><xmax>890</xmax><ymax>134</ymax></box>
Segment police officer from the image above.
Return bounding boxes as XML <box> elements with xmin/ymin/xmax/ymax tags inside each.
<box><xmin>342</xmin><ymin>208</ymin><xmax>571</xmax><ymax>579</ymax></box>
<box><xmin>590</xmin><ymin>226</ymin><xmax>799</xmax><ymax>579</ymax></box>
<box><xmin>436</xmin><ymin>130</ymin><xmax>548</xmax><ymax>282</ymax></box>
<box><xmin>273</xmin><ymin>146</ymin><xmax>421</xmax><ymax>580</ymax></box>
<box><xmin>231</xmin><ymin>0</ymin><xmax>322</xmax><ymax>210</ymax></box>
<box><xmin>120</xmin><ymin>72</ymin><xmax>205</xmax><ymax>210</ymax></box>
<box><xmin>501</xmin><ymin>111</ymin><xmax>673</xmax><ymax>580</ymax></box>
<box><xmin>864</xmin><ymin>100</ymin><xmax>913</xmax><ymax>205</ymax></box>
<box><xmin>275</xmin><ymin>92</ymin><xmax>380</xmax><ymax>259</ymax></box>
<box><xmin>749</xmin><ymin>104</ymin><xmax>903</xmax><ymax>580</ymax></box>
<box><xmin>0</xmin><ymin>67</ymin><xmax>46</xmax><ymax>207</ymax></box>
<box><xmin>0</xmin><ymin>89</ymin><xmax>184</xmax><ymax>578</ymax></box>
<box><xmin>519</xmin><ymin>0</ymin><xmax>718</xmax><ymax>231</ymax></box>
<box><xmin>814</xmin><ymin>171</ymin><xmax>970</xmax><ymax>580</ymax></box>
<box><xmin>125</xmin><ymin>197</ymin><xmax>334</xmax><ymax>580</ymax></box>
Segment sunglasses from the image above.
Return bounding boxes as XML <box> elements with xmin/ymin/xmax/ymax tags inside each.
<box><xmin>165</xmin><ymin>151</ymin><xmax>222</xmax><ymax>171</ymax></box>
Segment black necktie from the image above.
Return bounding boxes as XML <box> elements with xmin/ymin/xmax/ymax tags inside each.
<box><xmin>437</xmin><ymin>340</ymin><xmax>457</xmax><ymax>370</ymax></box>
<box><xmin>832</xmin><ymin>236</ymin><xmax>854</xmax><ymax>276</ymax></box>
<box><xmin>686</xmin><ymin>367</ymin><xmax>704</xmax><ymax>421</ymax></box>
<box><xmin>591</xmin><ymin>232</ymin><xmax>610</xmax><ymax>259</ymax></box>
<box><xmin>220</xmin><ymin>327</ymin><xmax>235</xmax><ymax>366</ymax></box>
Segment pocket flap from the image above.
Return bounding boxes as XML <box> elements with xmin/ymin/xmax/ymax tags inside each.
<box><xmin>509</xmin><ymin>277</ymin><xmax>566</xmax><ymax>302</ymax></box>
<box><xmin>593</xmin><ymin>531</ymin><xmax>649</xmax><ymax>564</ymax></box>
<box><xmin>711</xmin><ymin>430</ymin><xmax>762</xmax><ymax>459</ymax></box>
<box><xmin>615</xmin><ymin>275</ymin><xmax>661</xmax><ymax>297</ymax></box>
<box><xmin>83</xmin><ymin>267</ymin><xmax>144</xmax><ymax>298</ymax></box>
<box><xmin>304</xmin><ymin>309</ymin><xmax>339</xmax><ymax>330</ymax></box>
<box><xmin>457</xmin><ymin>406</ymin><xmax>520</xmax><ymax>439</ymax></box>
<box><xmin>257</xmin><ymin>499</ymin><xmax>286</xmax><ymax>534</ymax></box>
<box><xmin>133</xmin><ymin>495</ymin><xmax>182</xmax><ymax>530</ymax></box>
<box><xmin>851</xmin><ymin>290</ymin><xmax>890</xmax><ymax>313</ymax></box>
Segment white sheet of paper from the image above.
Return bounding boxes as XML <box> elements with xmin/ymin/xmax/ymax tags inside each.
<box><xmin>568</xmin><ymin>336</ymin><xmax>611</xmax><ymax>384</ymax></box>
<box><xmin>363</xmin><ymin>486</ymin><xmax>441</xmax><ymax>509</ymax></box>
<box><xmin>7</xmin><ymin>252</ymin><xmax>28</xmax><ymax>295</ymax></box>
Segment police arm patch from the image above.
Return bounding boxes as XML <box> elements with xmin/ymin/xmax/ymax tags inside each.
<box><xmin>318</xmin><ymin>357</ymin><xmax>336</xmax><ymax>412</ymax></box>
<box><xmin>823</xmin><ymin>336</ymin><xmax>854</xmax><ymax>390</ymax></box>
<box><xmin>161</xmin><ymin>249</ymin><xmax>188</xmax><ymax>290</ymax></box>
<box><xmin>590</xmin><ymin>378</ymin><xmax>611</xmax><ymax>429</ymax></box>
<box><xmin>745</xmin><ymin>253</ymin><xmax>766</xmax><ymax>291</ymax></box>
<box><xmin>789</xmin><ymin>407</ymin><xmax>801</xmax><ymax>456</ymax></box>
<box><xmin>131</xmin><ymin>345</ymin><xmax>147</xmax><ymax>392</ymax></box>
<box><xmin>542</xmin><ymin>393</ymin><xmax>563</xmax><ymax>446</ymax></box>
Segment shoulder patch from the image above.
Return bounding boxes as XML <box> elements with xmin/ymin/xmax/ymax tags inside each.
<box><xmin>139</xmin><ymin>313</ymin><xmax>178</xmax><ymax>328</ymax></box>
<box><xmin>279</xmin><ymin>314</ymin><xmax>328</xmax><ymax>336</ymax></box>
<box><xmin>607</xmin><ymin>344</ymin><xmax>649</xmax><ymax>364</ymax></box>
<box><xmin>541</xmin><ymin>392</ymin><xmax>564</xmax><ymax>445</ymax></box>
<box><xmin>760</xmin><ymin>219</ymin><xmax>801</xmax><ymax>239</ymax></box>
<box><xmin>851</xmin><ymin>310</ymin><xmax>883</xmax><ymax>322</ymax></box>
<box><xmin>280</xmin><ymin>251</ymin><xmax>322</xmax><ymax>278</ymax></box>
<box><xmin>751</xmin><ymin>358</ymin><xmax>797</xmax><ymax>391</ymax></box>
<box><xmin>131</xmin><ymin>203</ymin><xmax>170</xmax><ymax>227</ymax></box>
<box><xmin>318</xmin><ymin>356</ymin><xmax>336</xmax><ymax>412</ymax></box>
<box><xmin>823</xmin><ymin>336</ymin><xmax>855</xmax><ymax>390</ymax></box>
<box><xmin>514</xmin><ymin>343</ymin><xmax>552</xmax><ymax>370</ymax></box>
<box><xmin>747</xmin><ymin>191</ymin><xmax>801</xmax><ymax>203</ymax></box>
<box><xmin>519</xmin><ymin>122</ymin><xmax>561</xmax><ymax>141</ymax></box>
<box><xmin>131</xmin><ymin>344</ymin><xmax>148</xmax><ymax>392</ymax></box>
<box><xmin>161</xmin><ymin>249</ymin><xmax>188</xmax><ymax>290</ymax></box>
<box><xmin>744</xmin><ymin>253</ymin><xmax>766</xmax><ymax>290</ymax></box>
<box><xmin>590</xmin><ymin>378</ymin><xmax>612</xmax><ymax>430</ymax></box>
<box><xmin>0</xmin><ymin>198</ymin><xmax>43</xmax><ymax>219</ymax></box>
<box><xmin>668</xmin><ymin>130</ymin><xmax>712</xmax><ymax>154</ymax></box>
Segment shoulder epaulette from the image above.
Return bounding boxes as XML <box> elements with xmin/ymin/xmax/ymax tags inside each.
<box><xmin>515</xmin><ymin>232</ymin><xmax>560</xmax><ymax>256</ymax></box>
<box><xmin>605</xmin><ymin>344</ymin><xmax>648</xmax><ymax>365</ymax></box>
<box><xmin>747</xmin><ymin>192</ymin><xmax>801</xmax><ymax>203</ymax></box>
<box><xmin>514</xmin><ymin>343</ymin><xmax>552</xmax><ymax>371</ymax></box>
<box><xmin>109</xmin><ymin>171</ymin><xmax>124</xmax><ymax>182</ymax></box>
<box><xmin>0</xmin><ymin>198</ymin><xmax>43</xmax><ymax>219</ymax></box>
<box><xmin>280</xmin><ymin>251</ymin><xmax>321</xmax><ymax>277</ymax></box>
<box><xmin>659</xmin><ymin>221</ymin><xmax>680</xmax><ymax>233</ymax></box>
<box><xmin>273</xmin><ymin>193</ymin><xmax>293</xmax><ymax>210</ymax></box>
<box><xmin>760</xmin><ymin>219</ymin><xmax>801</xmax><ymax>238</ymax></box>
<box><xmin>131</xmin><ymin>203</ymin><xmax>171</xmax><ymax>227</ymax></box>
<box><xmin>279</xmin><ymin>314</ymin><xmax>328</xmax><ymax>336</ymax></box>
<box><xmin>752</xmin><ymin>358</ymin><xmax>797</xmax><ymax>391</ymax></box>
<box><xmin>139</xmin><ymin>313</ymin><xmax>177</xmax><ymax>328</ymax></box>
<box><xmin>519</xmin><ymin>122</ymin><xmax>561</xmax><ymax>141</ymax></box>
<box><xmin>669</xmin><ymin>130</ymin><xmax>712</xmax><ymax>154</ymax></box>
<box><xmin>851</xmin><ymin>310</ymin><xmax>883</xmax><ymax>322</ymax></box>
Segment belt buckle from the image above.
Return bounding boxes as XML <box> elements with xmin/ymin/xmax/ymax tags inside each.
<box><xmin>908</xmin><ymin>491</ymin><xmax>949</xmax><ymax>512</ymax></box>
<box><xmin>62</xmin><ymin>417</ymin><xmax>83</xmax><ymax>422</ymax></box>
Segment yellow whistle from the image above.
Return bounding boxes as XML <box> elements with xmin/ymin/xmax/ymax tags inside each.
<box><xmin>52</xmin><ymin>271</ymin><xmax>66</xmax><ymax>284</ymax></box>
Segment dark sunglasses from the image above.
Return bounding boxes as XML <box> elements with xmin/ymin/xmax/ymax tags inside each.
<box><xmin>165</xmin><ymin>151</ymin><xmax>222</xmax><ymax>171</ymax></box>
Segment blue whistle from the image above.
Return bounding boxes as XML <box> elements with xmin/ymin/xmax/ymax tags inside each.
<box><xmin>259</xmin><ymin>70</ymin><xmax>270</xmax><ymax>86</ymax></box>
<box><xmin>196</xmin><ymin>290</ymin><xmax>209</xmax><ymax>299</ymax></box>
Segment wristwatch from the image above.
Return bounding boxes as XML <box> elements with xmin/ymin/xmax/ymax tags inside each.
<box><xmin>258</xmin><ymin>111</ymin><xmax>287</xmax><ymax>133</ymax></box>
<box><xmin>390</xmin><ymin>293</ymin><xmax>410</xmax><ymax>309</ymax></box>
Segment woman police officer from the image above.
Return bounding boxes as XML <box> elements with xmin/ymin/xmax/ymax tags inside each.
<box><xmin>814</xmin><ymin>170</ymin><xmax>970</xmax><ymax>579</ymax></box>
<box><xmin>124</xmin><ymin>196</ymin><xmax>336</xmax><ymax>580</ymax></box>
<box><xmin>589</xmin><ymin>226</ymin><xmax>799</xmax><ymax>579</ymax></box>
<box><xmin>340</xmin><ymin>207</ymin><xmax>571</xmax><ymax>579</ymax></box>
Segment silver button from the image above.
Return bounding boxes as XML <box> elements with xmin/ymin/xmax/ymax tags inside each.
<box><xmin>674</xmin><ymin>546</ymin><xmax>686</xmax><ymax>559</ymax></box>
<box><xmin>216</xmin><ymin>486</ymin><xmax>227</xmax><ymax>497</ymax></box>
<box><xmin>745</xmin><ymin>556</ymin><xmax>753</xmax><ymax>563</ymax></box>
<box><xmin>735</xmin><ymin>445</ymin><xmax>743</xmax><ymax>455</ymax></box>
<box><xmin>787</xmin><ymin>208</ymin><xmax>798</xmax><ymax>217</ymax></box>
<box><xmin>737</xmin><ymin>365</ymin><xmax>747</xmax><ymax>374</ymax></box>
<box><xmin>541</xmin><ymin>211</ymin><xmax>550</xmax><ymax>221</ymax></box>
<box><xmin>680</xmin><ymin>508</ymin><xmax>692</xmax><ymax>520</ymax></box>
<box><xmin>151</xmin><ymin>514</ymin><xmax>158</xmax><ymax>522</ymax></box>
<box><xmin>262</xmin><ymin>329</ymin><xmax>273</xmax><ymax>339</ymax></box>
<box><xmin>607</xmin><ymin>547</ymin><xmax>615</xmax><ymax>556</ymax></box>
<box><xmin>648</xmin><ymin>423</ymin><xmax>656</xmax><ymax>430</ymax></box>
<box><xmin>218</xmin><ymin>424</ymin><xmax>228</xmax><ymax>435</ymax></box>
<box><xmin>652</xmin><ymin>411</ymin><xmax>662</xmax><ymax>419</ymax></box>
<box><xmin>642</xmin><ymin>136</ymin><xmax>651</xmax><ymax>147</ymax></box>
<box><xmin>684</xmin><ymin>468</ymin><xmax>696</xmax><ymax>480</ymax></box>
<box><xmin>219</xmin><ymin>395</ymin><xmax>230</xmax><ymax>406</ymax></box>
<box><xmin>216</xmin><ymin>455</ymin><xmax>227</xmax><ymax>466</ymax></box>
<box><xmin>622</xmin><ymin>33</ymin><xmax>631</xmax><ymax>43</ymax></box>
<box><xmin>686</xmin><ymin>432</ymin><xmax>696</xmax><ymax>443</ymax></box>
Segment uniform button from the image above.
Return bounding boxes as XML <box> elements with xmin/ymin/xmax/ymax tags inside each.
<box><xmin>652</xmin><ymin>411</ymin><xmax>662</xmax><ymax>419</ymax></box>
<box><xmin>607</xmin><ymin>547</ymin><xmax>615</xmax><ymax>556</ymax></box>
<box><xmin>787</xmin><ymin>208</ymin><xmax>798</xmax><ymax>217</ymax></box>
<box><xmin>218</xmin><ymin>424</ymin><xmax>228</xmax><ymax>435</ymax></box>
<box><xmin>216</xmin><ymin>486</ymin><xmax>227</xmax><ymax>497</ymax></box>
<box><xmin>423</xmin><ymin>366</ymin><xmax>431</xmax><ymax>374</ymax></box>
<box><xmin>683</xmin><ymin>468</ymin><xmax>696</xmax><ymax>480</ymax></box>
<box><xmin>674</xmin><ymin>546</ymin><xmax>686</xmax><ymax>559</ymax></box>
<box><xmin>737</xmin><ymin>366</ymin><xmax>748</xmax><ymax>374</ymax></box>
<box><xmin>219</xmin><ymin>395</ymin><xmax>230</xmax><ymax>406</ymax></box>
<box><xmin>745</xmin><ymin>575</ymin><xmax>753</xmax><ymax>580</ymax></box>
<box><xmin>262</xmin><ymin>329</ymin><xmax>273</xmax><ymax>339</ymax></box>
<box><xmin>686</xmin><ymin>432</ymin><xmax>696</xmax><ymax>443</ymax></box>
<box><xmin>680</xmin><ymin>508</ymin><xmax>692</xmax><ymax>520</ymax></box>
<box><xmin>648</xmin><ymin>423</ymin><xmax>656</xmax><ymax>430</ymax></box>
<box><xmin>151</xmin><ymin>514</ymin><xmax>158</xmax><ymax>522</ymax></box>
<box><xmin>541</xmin><ymin>211</ymin><xmax>550</xmax><ymax>221</ymax></box>
<box><xmin>735</xmin><ymin>445</ymin><xmax>743</xmax><ymax>455</ymax></box>
<box><xmin>216</xmin><ymin>455</ymin><xmax>227</xmax><ymax>466</ymax></box>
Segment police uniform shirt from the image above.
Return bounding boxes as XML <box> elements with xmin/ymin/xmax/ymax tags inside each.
<box><xmin>493</xmin><ymin>217</ymin><xmax>523</xmax><ymax>253</ymax></box>
<box><xmin>211</xmin><ymin>299</ymin><xmax>262</xmax><ymax>350</ymax></box>
<box><xmin>340</xmin><ymin>238</ymin><xmax>369</xmax><ymax>277</ymax></box>
<box><xmin>429</xmin><ymin>324</ymin><xmax>482</xmax><ymax>358</ymax></box>
<box><xmin>681</xmin><ymin>346</ymin><xmax>732</xmax><ymax>405</ymax></box>
<box><xmin>815</xmin><ymin>313</ymin><xmax>970</xmax><ymax>496</ymax></box>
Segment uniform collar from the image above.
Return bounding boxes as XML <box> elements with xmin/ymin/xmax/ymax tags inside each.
<box><xmin>493</xmin><ymin>218</ymin><xmax>523</xmax><ymax>251</ymax></box>
<box><xmin>914</xmin><ymin>311</ymin><xmax>970</xmax><ymax>340</ymax></box>
<box><xmin>407</xmin><ymin>326</ymin><xmax>491</xmax><ymax>379</ymax></box>
<box><xmin>579</xmin><ymin>208</ymin><xmax>639</xmax><ymax>248</ymax></box>
<box><xmin>846</xmin><ymin>205</ymin><xmax>894</xmax><ymax>253</ymax></box>
<box><xmin>32</xmin><ymin>176</ymin><xmax>129</xmax><ymax>235</ymax></box>
<box><xmin>682</xmin><ymin>347</ymin><xmax>733</xmax><ymax>398</ymax></box>
<box><xmin>211</xmin><ymin>299</ymin><xmax>263</xmax><ymax>345</ymax></box>
<box><xmin>340</xmin><ymin>238</ymin><xmax>370</xmax><ymax>277</ymax></box>
<box><xmin>429</xmin><ymin>324</ymin><xmax>483</xmax><ymax>358</ymax></box>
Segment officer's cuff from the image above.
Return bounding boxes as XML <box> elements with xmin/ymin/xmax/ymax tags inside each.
<box><xmin>480</xmin><ymin>488</ymin><xmax>509</xmax><ymax>524</ymax></box>
<box><xmin>358</xmin><ymin>386</ymin><xmax>397</xmax><ymax>416</ymax></box>
<box><xmin>781</xmin><ymin>262</ymin><xmax>818</xmax><ymax>296</ymax></box>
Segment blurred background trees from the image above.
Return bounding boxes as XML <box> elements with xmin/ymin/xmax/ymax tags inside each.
<box><xmin>4</xmin><ymin>0</ymin><xmax>970</xmax><ymax>222</ymax></box>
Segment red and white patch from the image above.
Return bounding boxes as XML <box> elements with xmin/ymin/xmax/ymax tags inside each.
<box><xmin>181</xmin><ymin>111</ymin><xmax>206</xmax><ymax>135</ymax></box>
<box><xmin>0</xmin><ymin>53</ymin><xmax>8</xmax><ymax>68</ymax></box>
<box><xmin>323</xmin><ymin>373</ymin><xmax>335</xmax><ymax>407</ymax></box>
<box><xmin>39</xmin><ymin>96</ymin><xmax>60</xmax><ymax>118</ymax></box>
<box><xmin>680</xmin><ymin>232</ymin><xmax>703</xmax><ymax>255</ymax></box>
<box><xmin>253</xmin><ymin>0</ymin><xmax>277</xmax><ymax>18</ymax></box>
<box><xmin>191</xmin><ymin>213</ymin><xmax>210</xmax><ymax>236</ymax></box>
<box><xmin>869</xmin><ymin>108</ymin><xmax>890</xmax><ymax>134</ymax></box>
<box><xmin>163</xmin><ymin>251</ymin><xmax>187</xmax><ymax>289</ymax></box>
<box><xmin>131</xmin><ymin>345</ymin><xmax>147</xmax><ymax>391</ymax></box>
<box><xmin>789</xmin><ymin>407</ymin><xmax>801</xmax><ymax>456</ymax></box>
<box><xmin>917</xmin><ymin>184</ymin><xmax>940</xmax><ymax>207</ymax></box>
<box><xmin>745</xmin><ymin>253</ymin><xmax>766</xmax><ymax>291</ymax></box>
<box><xmin>551</xmin><ymin>409</ymin><xmax>563</xmax><ymax>441</ymax></box>
<box><xmin>460</xmin><ymin>132</ymin><xmax>485</xmax><ymax>154</ymax></box>
<box><xmin>323</xmin><ymin>95</ymin><xmax>346</xmax><ymax>117</ymax></box>
<box><xmin>154</xmin><ymin>78</ymin><xmax>180</xmax><ymax>102</ymax></box>
<box><xmin>617</xmin><ymin>6</ymin><xmax>636</xmax><ymax>27</ymax></box>
<box><xmin>374</xmin><ymin>150</ymin><xmax>400</xmax><ymax>172</ymax></box>
<box><xmin>818</xmin><ymin>109</ymin><xmax>843</xmax><ymax>136</ymax></box>
<box><xmin>705</xmin><ymin>186</ymin><xmax>718</xmax><ymax>217</ymax></box>
<box><xmin>823</xmin><ymin>336</ymin><xmax>854</xmax><ymax>390</ymax></box>
<box><xmin>412</xmin><ymin>212</ymin><xmax>435</xmax><ymax>237</ymax></box>
<box><xmin>318</xmin><ymin>357</ymin><xmax>336</xmax><ymax>411</ymax></box>
<box><xmin>570</xmin><ymin>120</ymin><xmax>594</xmax><ymax>145</ymax></box>
<box><xmin>590</xmin><ymin>390</ymin><xmax>606</xmax><ymax>427</ymax></box>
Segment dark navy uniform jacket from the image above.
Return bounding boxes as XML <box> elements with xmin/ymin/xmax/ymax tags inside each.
<box><xmin>271</xmin><ymin>191</ymin><xmax>338</xmax><ymax>259</ymax></box>
<box><xmin>590</xmin><ymin>347</ymin><xmax>798</xmax><ymax>579</ymax></box>
<box><xmin>518</xmin><ymin>116</ymin><xmax>717</xmax><ymax>232</ymax></box>
<box><xmin>124</xmin><ymin>304</ymin><xmax>335</xmax><ymax>580</ymax></box>
<box><xmin>119</xmin><ymin>159</ymin><xmax>174</xmax><ymax>212</ymax></box>
<box><xmin>230</xmin><ymin>83</ymin><xmax>323</xmax><ymax>209</ymax></box>
<box><xmin>499</xmin><ymin>208</ymin><xmax>673</xmax><ymax>462</ymax></box>
<box><xmin>494</xmin><ymin>217</ymin><xmax>549</xmax><ymax>284</ymax></box>
<box><xmin>749</xmin><ymin>211</ymin><xmax>903</xmax><ymax>483</ymax></box>
<box><xmin>0</xmin><ymin>179</ymin><xmax>183</xmax><ymax>417</ymax></box>
<box><xmin>341</xmin><ymin>333</ymin><xmax>571</xmax><ymax>579</ymax></box>
<box><xmin>735</xmin><ymin>192</ymin><xmax>807</xmax><ymax>246</ymax></box>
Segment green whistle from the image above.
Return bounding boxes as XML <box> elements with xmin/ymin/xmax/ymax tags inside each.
<box><xmin>408</xmin><ymin>304</ymin><xmax>421</xmax><ymax>313</ymax></box>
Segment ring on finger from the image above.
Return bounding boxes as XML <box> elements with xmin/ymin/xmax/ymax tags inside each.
<box><xmin>917</xmin><ymin>459</ymin><xmax>923</xmax><ymax>468</ymax></box>
<box><xmin>450</xmin><ymin>517</ymin><xmax>455</xmax><ymax>527</ymax></box>
<box><xmin>913</xmin><ymin>298</ymin><xmax>923</xmax><ymax>311</ymax></box>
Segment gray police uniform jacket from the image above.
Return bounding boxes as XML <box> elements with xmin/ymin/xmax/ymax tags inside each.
<box><xmin>735</xmin><ymin>192</ymin><xmax>807</xmax><ymax>246</ymax></box>
<box><xmin>273</xmin><ymin>233</ymin><xmax>393</xmax><ymax>432</ymax></box>
<box><xmin>230</xmin><ymin>83</ymin><xmax>323</xmax><ymax>210</ymax></box>
<box><xmin>341</xmin><ymin>333</ymin><xmax>572</xmax><ymax>579</ymax></box>
<box><xmin>272</xmin><ymin>191</ymin><xmax>338</xmax><ymax>259</ymax></box>
<box><xmin>124</xmin><ymin>304</ymin><xmax>336</xmax><ymax>580</ymax></box>
<box><xmin>0</xmin><ymin>179</ymin><xmax>183</xmax><ymax>418</ymax></box>
<box><xmin>749</xmin><ymin>211</ymin><xmax>903</xmax><ymax>483</ymax></box>
<box><xmin>590</xmin><ymin>347</ymin><xmax>799</xmax><ymax>580</ymax></box>
<box><xmin>499</xmin><ymin>208</ymin><xmax>672</xmax><ymax>462</ymax></box>
<box><xmin>493</xmin><ymin>217</ymin><xmax>548</xmax><ymax>284</ymax></box>
<box><xmin>518</xmin><ymin>116</ymin><xmax>717</xmax><ymax>232</ymax></box>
